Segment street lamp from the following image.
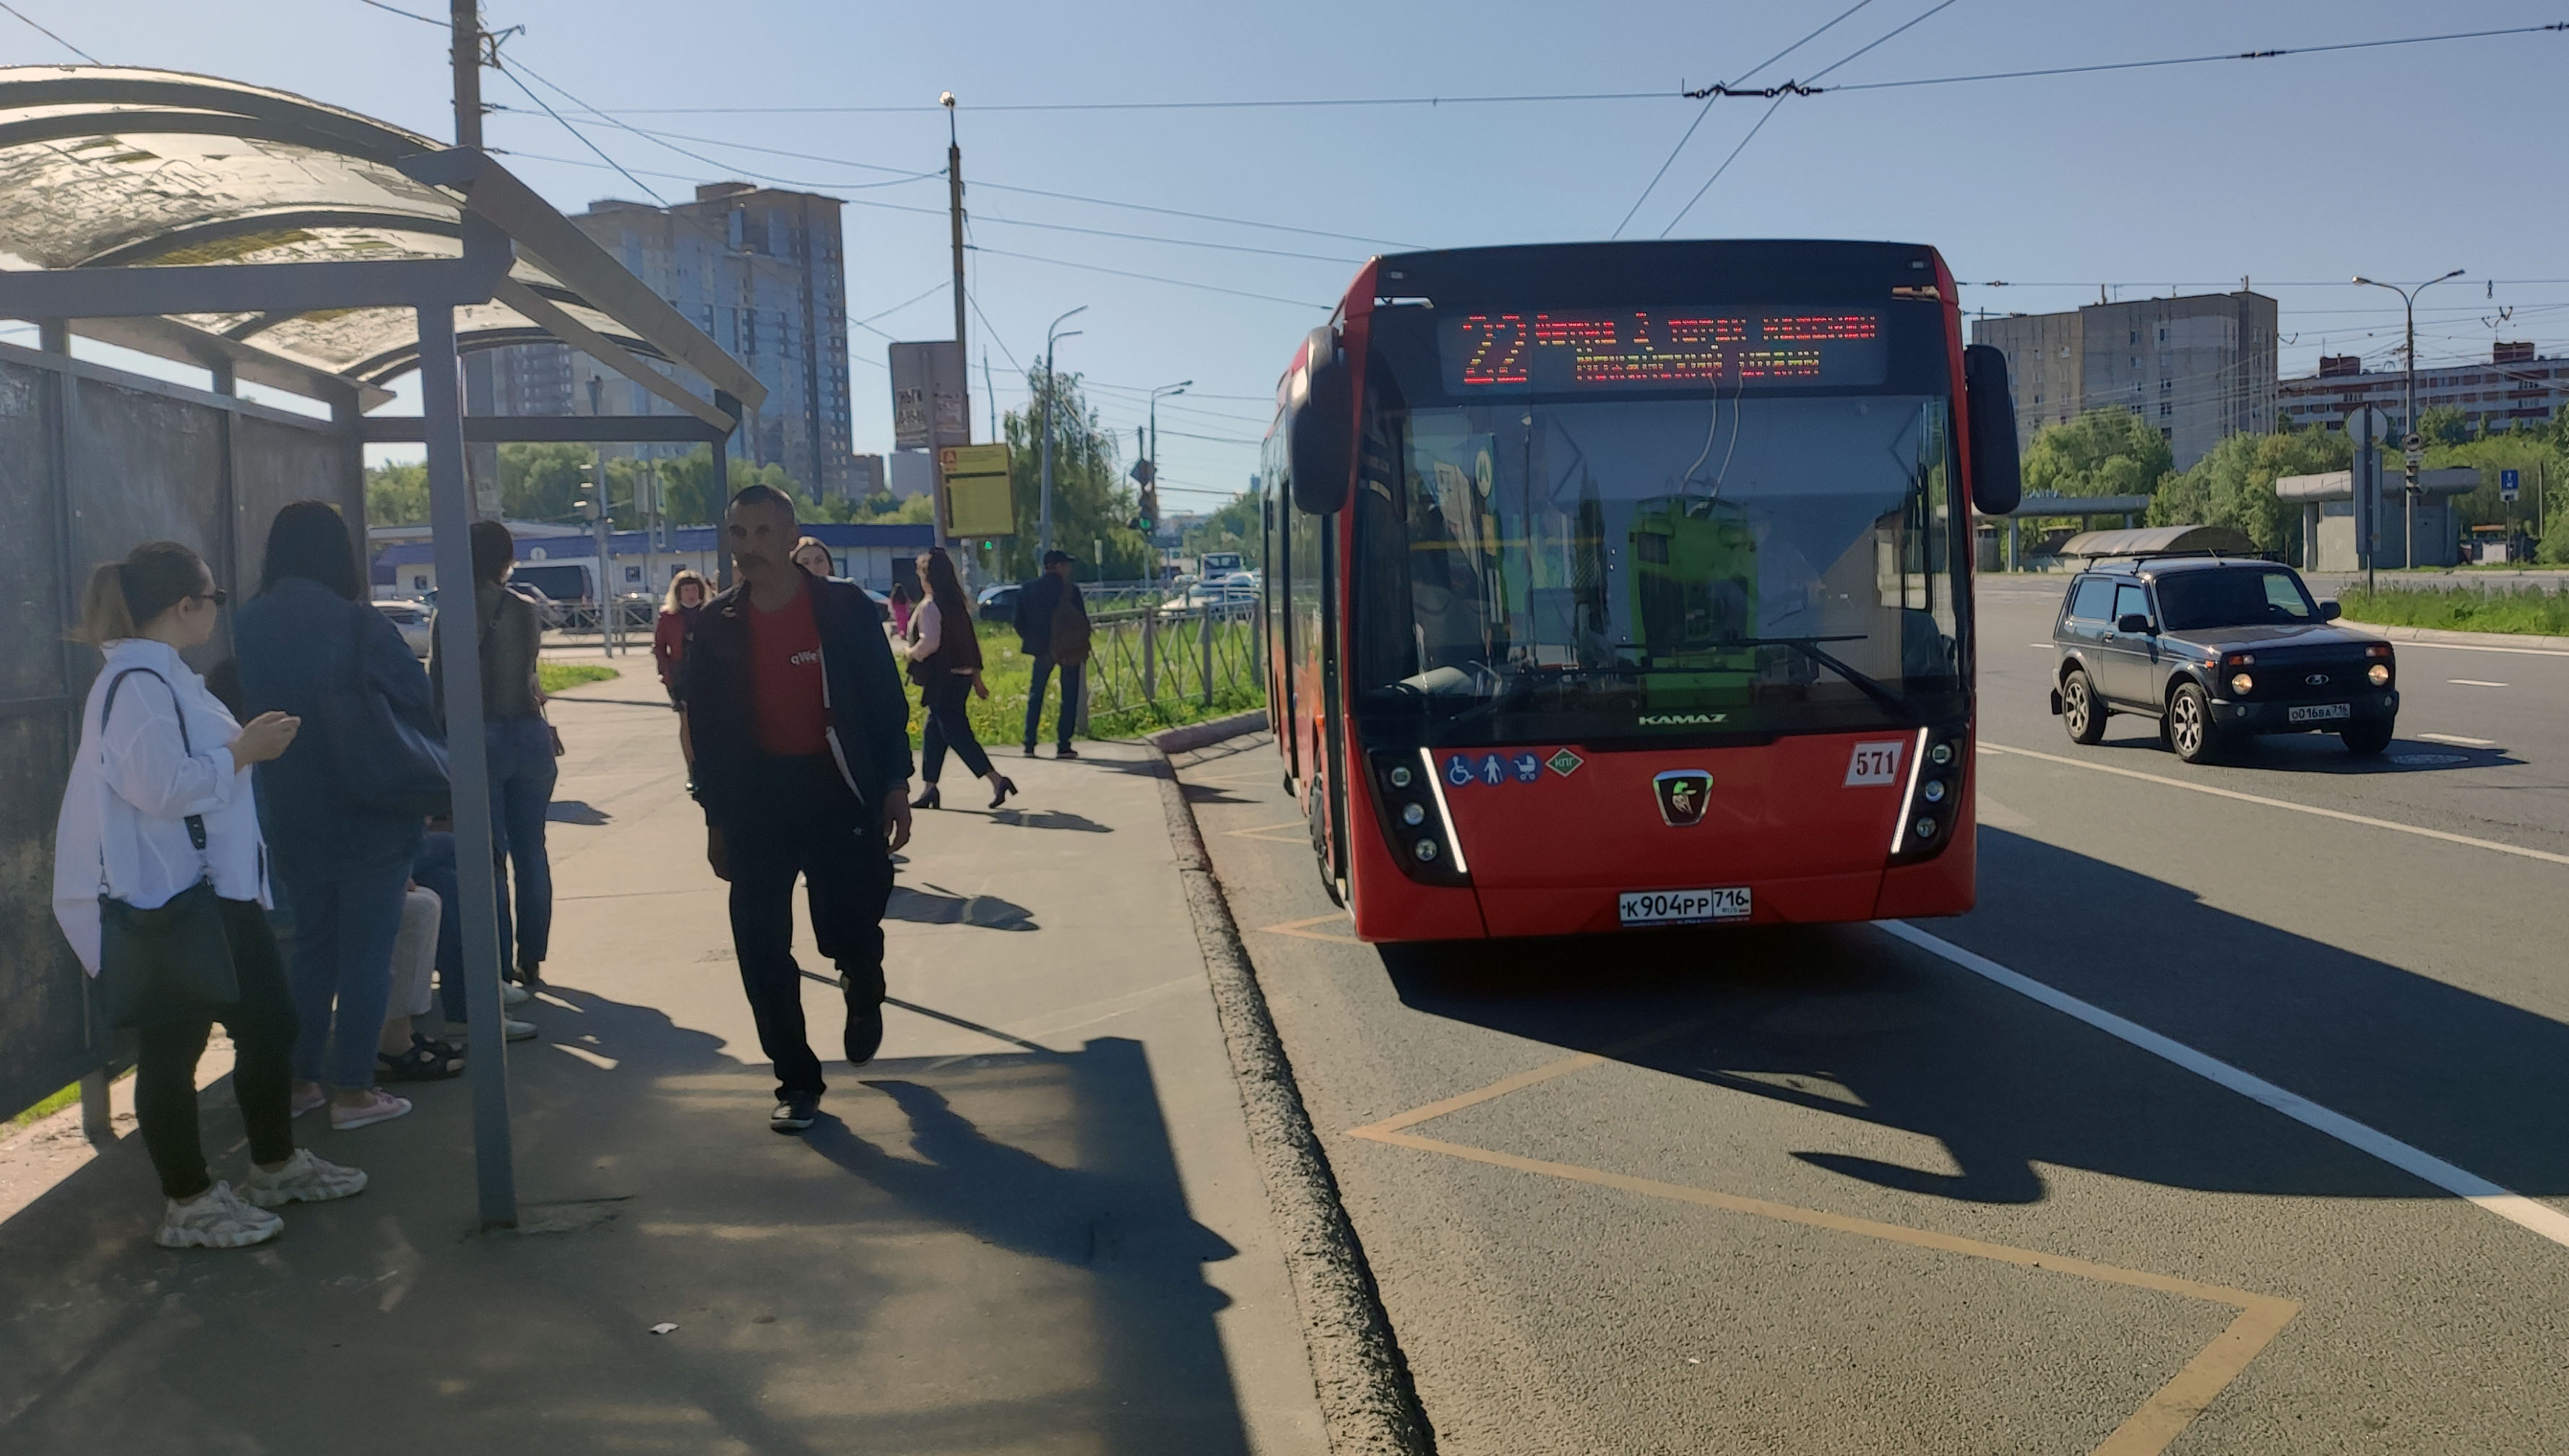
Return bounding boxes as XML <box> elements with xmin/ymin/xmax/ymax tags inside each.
<box><xmin>1142</xmin><ymin>380</ymin><xmax>1189</xmax><ymax>576</ymax></box>
<box><xmin>2352</xmin><ymin>269</ymin><xmax>2464</xmax><ymax>570</ymax></box>
<box><xmin>1038</xmin><ymin>305</ymin><xmax>1087</xmax><ymax>559</ymax></box>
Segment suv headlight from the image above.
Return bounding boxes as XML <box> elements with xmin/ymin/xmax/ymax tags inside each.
<box><xmin>2367</xmin><ymin>663</ymin><xmax>2391</xmax><ymax>688</ymax></box>
<box><xmin>2229</xmin><ymin>672</ymin><xmax>2253</xmax><ymax>696</ymax></box>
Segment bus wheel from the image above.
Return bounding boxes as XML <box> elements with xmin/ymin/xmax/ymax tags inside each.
<box><xmin>1310</xmin><ymin>780</ymin><xmax>1344</xmax><ymax>907</ymax></box>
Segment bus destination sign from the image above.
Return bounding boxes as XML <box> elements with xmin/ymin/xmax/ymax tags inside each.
<box><xmin>1440</xmin><ymin>308</ymin><xmax>1888</xmax><ymax>392</ymax></box>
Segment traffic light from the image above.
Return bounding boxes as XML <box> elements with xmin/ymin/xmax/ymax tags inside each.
<box><xmin>1129</xmin><ymin>458</ymin><xmax>1158</xmax><ymax>533</ymax></box>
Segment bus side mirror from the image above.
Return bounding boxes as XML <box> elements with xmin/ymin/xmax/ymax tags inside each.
<box><xmin>1963</xmin><ymin>343</ymin><xmax>2022</xmax><ymax>516</ymax></box>
<box><xmin>1288</xmin><ymin>342</ymin><xmax>1352</xmax><ymax>516</ymax></box>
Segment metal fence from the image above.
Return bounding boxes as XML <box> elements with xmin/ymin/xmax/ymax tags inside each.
<box><xmin>0</xmin><ymin>341</ymin><xmax>363</xmax><ymax>1122</ymax></box>
<box><xmin>1081</xmin><ymin>599</ymin><xmax>1265</xmax><ymax>732</ymax></box>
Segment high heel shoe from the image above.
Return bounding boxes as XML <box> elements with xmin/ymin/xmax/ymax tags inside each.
<box><xmin>914</xmin><ymin>784</ymin><xmax>942</xmax><ymax>811</ymax></box>
<box><xmin>988</xmin><ymin>776</ymin><xmax>1018</xmax><ymax>810</ymax></box>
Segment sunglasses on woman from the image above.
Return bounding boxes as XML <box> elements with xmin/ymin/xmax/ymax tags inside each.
<box><xmin>191</xmin><ymin>588</ymin><xmax>230</xmax><ymax>607</ymax></box>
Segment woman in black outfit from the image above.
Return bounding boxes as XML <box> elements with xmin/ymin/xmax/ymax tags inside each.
<box><xmin>903</xmin><ymin>548</ymin><xmax>1015</xmax><ymax>811</ymax></box>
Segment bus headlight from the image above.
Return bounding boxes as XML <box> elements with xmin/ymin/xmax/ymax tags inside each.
<box><xmin>1401</xmin><ymin>802</ymin><xmax>1426</xmax><ymax>826</ymax></box>
<box><xmin>1914</xmin><ymin>817</ymin><xmax>1938</xmax><ymax>840</ymax></box>
<box><xmin>1921</xmin><ymin>778</ymin><xmax>1947</xmax><ymax>804</ymax></box>
<box><xmin>1388</xmin><ymin>763</ymin><xmax>1413</xmax><ymax>788</ymax></box>
<box><xmin>2368</xmin><ymin>663</ymin><xmax>2391</xmax><ymax>688</ymax></box>
<box><xmin>1413</xmin><ymin>838</ymin><xmax>1440</xmax><ymax>862</ymax></box>
<box><xmin>2229</xmin><ymin>672</ymin><xmax>2253</xmax><ymax>696</ymax></box>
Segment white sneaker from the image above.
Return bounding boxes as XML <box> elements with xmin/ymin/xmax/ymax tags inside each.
<box><xmin>329</xmin><ymin>1089</ymin><xmax>413</xmax><ymax>1131</ymax></box>
<box><xmin>503</xmin><ymin>982</ymin><xmax>532</xmax><ymax>1007</ymax></box>
<box><xmin>157</xmin><ymin>1182</ymin><xmax>282</xmax><ymax>1249</ymax></box>
<box><xmin>238</xmin><ymin>1148</ymin><xmax>368</xmax><ymax>1208</ymax></box>
<box><xmin>504</xmin><ymin>1017</ymin><xmax>537</xmax><ymax>1041</ymax></box>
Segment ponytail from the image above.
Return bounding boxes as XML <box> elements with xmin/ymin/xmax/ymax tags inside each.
<box><xmin>72</xmin><ymin>541</ymin><xmax>207</xmax><ymax>646</ymax></box>
<box><xmin>73</xmin><ymin>563</ymin><xmax>137</xmax><ymax>645</ymax></box>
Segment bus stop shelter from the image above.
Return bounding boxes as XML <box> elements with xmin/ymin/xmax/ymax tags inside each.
<box><xmin>1987</xmin><ymin>493</ymin><xmax>2155</xmax><ymax>571</ymax></box>
<box><xmin>0</xmin><ymin>66</ymin><xmax>767</xmax><ymax>1227</ymax></box>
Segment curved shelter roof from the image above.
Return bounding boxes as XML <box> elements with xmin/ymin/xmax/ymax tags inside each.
<box><xmin>0</xmin><ymin>66</ymin><xmax>762</xmax><ymax>420</ymax></box>
<box><xmin>2060</xmin><ymin>524</ymin><xmax>2259</xmax><ymax>558</ymax></box>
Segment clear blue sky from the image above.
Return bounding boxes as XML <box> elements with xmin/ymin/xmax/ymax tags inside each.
<box><xmin>14</xmin><ymin>0</ymin><xmax>2565</xmax><ymax>504</ymax></box>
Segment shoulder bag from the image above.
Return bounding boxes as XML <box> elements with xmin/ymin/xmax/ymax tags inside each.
<box><xmin>325</xmin><ymin>598</ymin><xmax>451</xmax><ymax>818</ymax></box>
<box><xmin>93</xmin><ymin>669</ymin><xmax>240</xmax><ymax>1028</ymax></box>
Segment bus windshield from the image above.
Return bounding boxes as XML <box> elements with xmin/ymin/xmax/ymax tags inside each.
<box><xmin>1352</xmin><ymin>387</ymin><xmax>1964</xmax><ymax>742</ymax></box>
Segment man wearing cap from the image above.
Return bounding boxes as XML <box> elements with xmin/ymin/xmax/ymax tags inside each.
<box><xmin>1012</xmin><ymin>550</ymin><xmax>1085</xmax><ymax>759</ymax></box>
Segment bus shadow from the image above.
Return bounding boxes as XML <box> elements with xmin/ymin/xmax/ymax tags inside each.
<box><xmin>1381</xmin><ymin>830</ymin><xmax>2569</xmax><ymax>1205</ymax></box>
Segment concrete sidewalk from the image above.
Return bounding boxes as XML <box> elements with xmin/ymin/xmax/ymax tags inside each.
<box><xmin>0</xmin><ymin>667</ymin><xmax>1324</xmax><ymax>1455</ymax></box>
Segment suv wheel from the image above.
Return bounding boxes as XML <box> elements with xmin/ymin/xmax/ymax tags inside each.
<box><xmin>2060</xmin><ymin>668</ymin><xmax>2106</xmax><ymax>745</ymax></box>
<box><xmin>2341</xmin><ymin>719</ymin><xmax>2394</xmax><ymax>757</ymax></box>
<box><xmin>2167</xmin><ymin>682</ymin><xmax>2222</xmax><ymax>764</ymax></box>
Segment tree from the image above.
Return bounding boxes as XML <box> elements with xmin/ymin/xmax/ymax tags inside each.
<box><xmin>365</xmin><ymin>461</ymin><xmax>428</xmax><ymax>525</ymax></box>
<box><xmin>2021</xmin><ymin>407</ymin><xmax>2175</xmax><ymax>500</ymax></box>
<box><xmin>1180</xmin><ymin>488</ymin><xmax>1264</xmax><ymax>561</ymax></box>
<box><xmin>2414</xmin><ymin>404</ymin><xmax>2471</xmax><ymax>448</ymax></box>
<box><xmin>2145</xmin><ymin>429</ymin><xmax>2350</xmax><ymax>554</ymax></box>
<box><xmin>644</xmin><ymin>445</ymin><xmax>810</xmax><ymax>527</ymax></box>
<box><xmin>990</xmin><ymin>366</ymin><xmax>1154</xmax><ymax>583</ymax></box>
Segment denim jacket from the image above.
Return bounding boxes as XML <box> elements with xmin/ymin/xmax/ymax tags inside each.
<box><xmin>234</xmin><ymin>577</ymin><xmax>433</xmax><ymax>878</ymax></box>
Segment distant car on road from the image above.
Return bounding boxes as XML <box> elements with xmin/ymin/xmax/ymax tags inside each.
<box><xmin>374</xmin><ymin>598</ymin><xmax>433</xmax><ymax>658</ymax></box>
<box><xmin>974</xmin><ymin>582</ymin><xmax>1020</xmax><ymax>622</ymax></box>
<box><xmin>1159</xmin><ymin>580</ymin><xmax>1258</xmax><ymax>618</ymax></box>
<box><xmin>2050</xmin><ymin>555</ymin><xmax>2397</xmax><ymax>763</ymax></box>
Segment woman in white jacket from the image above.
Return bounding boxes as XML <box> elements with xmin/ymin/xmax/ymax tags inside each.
<box><xmin>53</xmin><ymin>542</ymin><xmax>367</xmax><ymax>1249</ymax></box>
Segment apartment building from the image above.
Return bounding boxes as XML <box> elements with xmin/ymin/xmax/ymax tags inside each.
<box><xmin>1970</xmin><ymin>291</ymin><xmax>2279</xmax><ymax>470</ymax></box>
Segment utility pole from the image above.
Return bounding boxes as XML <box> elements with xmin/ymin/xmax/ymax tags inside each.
<box><xmin>450</xmin><ymin>1</ymin><xmax>482</xmax><ymax>149</ymax></box>
<box><xmin>2354</xmin><ymin>269</ymin><xmax>2464</xmax><ymax>571</ymax></box>
<box><xmin>1040</xmin><ymin>306</ymin><xmax>1087</xmax><ymax>560</ymax></box>
<box><xmin>944</xmin><ymin>95</ymin><xmax>968</xmax><ymax>372</ymax></box>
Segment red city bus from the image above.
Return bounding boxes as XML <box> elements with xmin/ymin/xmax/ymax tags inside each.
<box><xmin>1259</xmin><ymin>240</ymin><xmax>2022</xmax><ymax>942</ymax></box>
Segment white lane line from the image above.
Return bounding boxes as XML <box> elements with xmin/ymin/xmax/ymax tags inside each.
<box><xmin>2029</xmin><ymin>642</ymin><xmax>2053</xmax><ymax>649</ymax></box>
<box><xmin>1879</xmin><ymin>920</ymin><xmax>2569</xmax><ymax>1253</ymax></box>
<box><xmin>2375</xmin><ymin>639</ymin><xmax>2569</xmax><ymax>660</ymax></box>
<box><xmin>1982</xmin><ymin>741</ymin><xmax>2569</xmax><ymax>868</ymax></box>
<box><xmin>2448</xmin><ymin>679</ymin><xmax>2510</xmax><ymax>688</ymax></box>
<box><xmin>2418</xmin><ymin>732</ymin><xmax>2499</xmax><ymax>748</ymax></box>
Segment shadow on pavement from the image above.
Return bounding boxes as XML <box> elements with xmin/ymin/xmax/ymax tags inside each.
<box><xmin>0</xmin><ymin>988</ymin><xmax>1249</xmax><ymax>1456</ymax></box>
<box><xmin>889</xmin><ymin>883</ymin><xmax>1037</xmax><ymax>931</ymax></box>
<box><xmin>2088</xmin><ymin>727</ymin><xmax>2523</xmax><ymax>774</ymax></box>
<box><xmin>1381</xmin><ymin>826</ymin><xmax>2569</xmax><ymax>1205</ymax></box>
<box><xmin>989</xmin><ymin>808</ymin><xmax>1115</xmax><ymax>833</ymax></box>
<box><xmin>545</xmin><ymin>799</ymin><xmax>613</xmax><ymax>825</ymax></box>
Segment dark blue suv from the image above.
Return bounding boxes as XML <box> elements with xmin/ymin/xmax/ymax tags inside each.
<box><xmin>2050</xmin><ymin>557</ymin><xmax>2398</xmax><ymax>763</ymax></box>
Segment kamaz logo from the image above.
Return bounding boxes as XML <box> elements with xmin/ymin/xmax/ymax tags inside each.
<box><xmin>1639</xmin><ymin>712</ymin><xmax>1727</xmax><ymax>726</ymax></box>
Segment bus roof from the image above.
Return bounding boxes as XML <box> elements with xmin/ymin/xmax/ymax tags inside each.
<box><xmin>1361</xmin><ymin>239</ymin><xmax>1949</xmax><ymax>306</ymax></box>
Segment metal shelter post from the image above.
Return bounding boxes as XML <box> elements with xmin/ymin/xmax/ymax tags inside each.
<box><xmin>713</xmin><ymin>389</ymin><xmax>738</xmax><ymax>590</ymax></box>
<box><xmin>419</xmin><ymin>303</ymin><xmax>517</xmax><ymax>1230</ymax></box>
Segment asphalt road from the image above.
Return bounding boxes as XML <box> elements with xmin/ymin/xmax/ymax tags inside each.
<box><xmin>1177</xmin><ymin>582</ymin><xmax>2569</xmax><ymax>1455</ymax></box>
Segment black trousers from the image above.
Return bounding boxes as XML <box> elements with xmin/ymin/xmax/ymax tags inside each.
<box><xmin>135</xmin><ymin>898</ymin><xmax>299</xmax><ymax>1200</ymax></box>
<box><xmin>918</xmin><ymin>671</ymin><xmax>993</xmax><ymax>784</ymax></box>
<box><xmin>725</xmin><ymin>755</ymin><xmax>896</xmax><ymax>1099</ymax></box>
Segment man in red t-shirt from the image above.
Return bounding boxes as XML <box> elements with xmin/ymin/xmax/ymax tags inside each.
<box><xmin>673</xmin><ymin>487</ymin><xmax>915</xmax><ymax>1133</ymax></box>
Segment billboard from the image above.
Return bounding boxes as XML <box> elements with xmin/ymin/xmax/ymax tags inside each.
<box><xmin>940</xmin><ymin>443</ymin><xmax>1016</xmax><ymax>538</ymax></box>
<box><xmin>888</xmin><ymin>340</ymin><xmax>971</xmax><ymax>451</ymax></box>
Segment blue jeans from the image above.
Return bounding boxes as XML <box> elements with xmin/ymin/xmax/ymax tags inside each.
<box><xmin>488</xmin><ymin>714</ymin><xmax>558</xmax><ymax>974</ymax></box>
<box><xmin>280</xmin><ymin>858</ymin><xmax>413</xmax><ymax>1089</ymax></box>
<box><xmin>411</xmin><ymin>831</ymin><xmax>467</xmax><ymax>1024</ymax></box>
<box><xmin>1023</xmin><ymin>654</ymin><xmax>1084</xmax><ymax>750</ymax></box>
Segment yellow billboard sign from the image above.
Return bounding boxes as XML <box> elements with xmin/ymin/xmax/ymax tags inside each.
<box><xmin>938</xmin><ymin>443</ymin><xmax>1016</xmax><ymax>539</ymax></box>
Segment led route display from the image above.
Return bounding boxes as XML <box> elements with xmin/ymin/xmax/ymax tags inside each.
<box><xmin>1438</xmin><ymin>307</ymin><xmax>1888</xmax><ymax>393</ymax></box>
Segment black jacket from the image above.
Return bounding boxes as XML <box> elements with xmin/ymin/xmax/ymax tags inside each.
<box><xmin>677</xmin><ymin>574</ymin><xmax>914</xmax><ymax>828</ymax></box>
<box><xmin>1013</xmin><ymin>573</ymin><xmax>1065</xmax><ymax>656</ymax></box>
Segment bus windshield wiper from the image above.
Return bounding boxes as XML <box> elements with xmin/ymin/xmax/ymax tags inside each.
<box><xmin>1438</xmin><ymin>662</ymin><xmax>1752</xmax><ymax>731</ymax></box>
<box><xmin>1732</xmin><ymin>635</ymin><xmax>1914</xmax><ymax>722</ymax></box>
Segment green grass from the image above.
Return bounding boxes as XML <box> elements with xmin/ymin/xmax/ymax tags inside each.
<box><xmin>910</xmin><ymin>618</ymin><xmax>1258</xmax><ymax>752</ymax></box>
<box><xmin>2337</xmin><ymin>585</ymin><xmax>2569</xmax><ymax>636</ymax></box>
<box><xmin>8</xmin><ymin>1080</ymin><xmax>81</xmax><ymax>1130</ymax></box>
<box><xmin>537</xmin><ymin>662</ymin><xmax>620</xmax><ymax>694</ymax></box>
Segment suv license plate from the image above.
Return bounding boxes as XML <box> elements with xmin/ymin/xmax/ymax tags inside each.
<box><xmin>1619</xmin><ymin>887</ymin><xmax>1751</xmax><ymax>927</ymax></box>
<box><xmin>2288</xmin><ymin>703</ymin><xmax>2352</xmax><ymax>723</ymax></box>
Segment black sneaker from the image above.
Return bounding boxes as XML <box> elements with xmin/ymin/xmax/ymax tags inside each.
<box><xmin>844</xmin><ymin>999</ymin><xmax>885</xmax><ymax>1067</ymax></box>
<box><xmin>770</xmin><ymin>1094</ymin><xmax>819</xmax><ymax>1134</ymax></box>
<box><xmin>1055</xmin><ymin>745</ymin><xmax>1079</xmax><ymax>759</ymax></box>
<box><xmin>1021</xmin><ymin>742</ymin><xmax>1037</xmax><ymax>757</ymax></box>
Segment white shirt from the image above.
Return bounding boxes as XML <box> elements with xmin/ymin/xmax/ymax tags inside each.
<box><xmin>51</xmin><ymin>638</ymin><xmax>271</xmax><ymax>975</ymax></box>
<box><xmin>904</xmin><ymin>598</ymin><xmax>974</xmax><ymax>672</ymax></box>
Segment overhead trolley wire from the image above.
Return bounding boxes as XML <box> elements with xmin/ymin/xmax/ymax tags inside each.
<box><xmin>1</xmin><ymin>0</ymin><xmax>100</xmax><ymax>63</ymax></box>
<box><xmin>351</xmin><ymin>0</ymin><xmax>444</xmax><ymax>25</ymax></box>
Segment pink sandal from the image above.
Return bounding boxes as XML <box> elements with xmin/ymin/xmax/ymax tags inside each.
<box><xmin>329</xmin><ymin>1088</ymin><xmax>413</xmax><ymax>1131</ymax></box>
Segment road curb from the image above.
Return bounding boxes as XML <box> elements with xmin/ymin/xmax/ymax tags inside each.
<box><xmin>1147</xmin><ymin>729</ymin><xmax>1436</xmax><ymax>1456</ymax></box>
<box><xmin>2337</xmin><ymin>619</ymin><xmax>2569</xmax><ymax>654</ymax></box>
<box><xmin>1149</xmin><ymin>708</ymin><xmax>1271</xmax><ymax>755</ymax></box>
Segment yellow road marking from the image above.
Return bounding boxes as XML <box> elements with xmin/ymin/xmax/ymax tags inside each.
<box><xmin>1225</xmin><ymin>818</ymin><xmax>1310</xmax><ymax>843</ymax></box>
<box><xmin>1984</xmin><ymin>740</ymin><xmax>2569</xmax><ymax>868</ymax></box>
<box><xmin>1258</xmin><ymin>911</ymin><xmax>1360</xmax><ymax>942</ymax></box>
<box><xmin>1352</xmin><ymin>1055</ymin><xmax>2299</xmax><ymax>1456</ymax></box>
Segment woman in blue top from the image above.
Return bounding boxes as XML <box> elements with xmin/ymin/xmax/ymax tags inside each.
<box><xmin>234</xmin><ymin>502</ymin><xmax>433</xmax><ymax>1133</ymax></box>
